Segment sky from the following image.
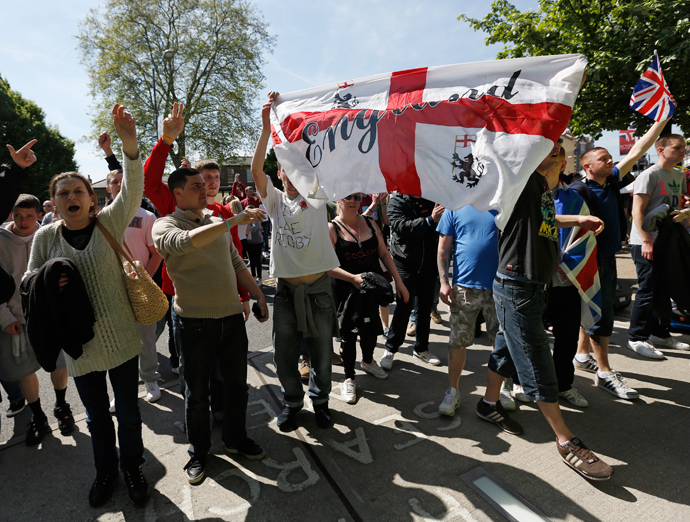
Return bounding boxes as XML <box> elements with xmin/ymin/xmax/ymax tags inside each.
<box><xmin>1</xmin><ymin>0</ymin><xmax>627</xmax><ymax>182</ymax></box>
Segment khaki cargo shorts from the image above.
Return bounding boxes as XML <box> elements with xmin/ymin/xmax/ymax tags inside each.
<box><xmin>448</xmin><ymin>285</ymin><xmax>498</xmax><ymax>349</ymax></box>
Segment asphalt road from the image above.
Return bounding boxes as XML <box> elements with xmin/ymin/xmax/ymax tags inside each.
<box><xmin>0</xmin><ymin>261</ymin><xmax>276</xmax><ymax>445</ymax></box>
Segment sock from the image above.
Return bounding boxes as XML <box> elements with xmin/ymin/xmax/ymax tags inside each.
<box><xmin>597</xmin><ymin>370</ymin><xmax>613</xmax><ymax>379</ymax></box>
<box><xmin>54</xmin><ymin>387</ymin><xmax>67</xmax><ymax>406</ymax></box>
<box><xmin>558</xmin><ymin>439</ymin><xmax>571</xmax><ymax>447</ymax></box>
<box><xmin>28</xmin><ymin>399</ymin><xmax>47</xmax><ymax>421</ymax></box>
<box><xmin>483</xmin><ymin>399</ymin><xmax>497</xmax><ymax>407</ymax></box>
<box><xmin>574</xmin><ymin>353</ymin><xmax>591</xmax><ymax>363</ymax></box>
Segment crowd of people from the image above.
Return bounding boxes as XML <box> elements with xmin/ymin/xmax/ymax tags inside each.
<box><xmin>1</xmin><ymin>92</ymin><xmax>689</xmax><ymax>508</ymax></box>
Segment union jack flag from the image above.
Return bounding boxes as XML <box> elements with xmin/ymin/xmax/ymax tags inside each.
<box><xmin>629</xmin><ymin>51</ymin><xmax>676</xmax><ymax>122</ymax></box>
<box><xmin>553</xmin><ymin>183</ymin><xmax>601</xmax><ymax>328</ymax></box>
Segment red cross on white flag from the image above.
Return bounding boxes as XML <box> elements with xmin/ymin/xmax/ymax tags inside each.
<box><xmin>270</xmin><ymin>54</ymin><xmax>587</xmax><ymax>229</ymax></box>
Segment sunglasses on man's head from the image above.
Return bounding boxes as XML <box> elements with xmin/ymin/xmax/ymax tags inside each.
<box><xmin>343</xmin><ymin>194</ymin><xmax>362</xmax><ymax>201</ymax></box>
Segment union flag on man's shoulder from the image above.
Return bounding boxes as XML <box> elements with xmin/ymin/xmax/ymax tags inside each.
<box><xmin>629</xmin><ymin>51</ymin><xmax>676</xmax><ymax>122</ymax></box>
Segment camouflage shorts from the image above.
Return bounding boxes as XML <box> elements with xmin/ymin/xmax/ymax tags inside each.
<box><xmin>448</xmin><ymin>285</ymin><xmax>498</xmax><ymax>349</ymax></box>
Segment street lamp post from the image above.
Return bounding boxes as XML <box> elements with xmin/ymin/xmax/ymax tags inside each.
<box><xmin>153</xmin><ymin>49</ymin><xmax>175</xmax><ymax>139</ymax></box>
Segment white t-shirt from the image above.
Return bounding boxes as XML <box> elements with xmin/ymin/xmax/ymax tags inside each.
<box><xmin>630</xmin><ymin>164</ymin><xmax>687</xmax><ymax>245</ymax></box>
<box><xmin>260</xmin><ymin>178</ymin><xmax>339</xmax><ymax>278</ymax></box>
<box><xmin>124</xmin><ymin>207</ymin><xmax>156</xmax><ymax>265</ymax></box>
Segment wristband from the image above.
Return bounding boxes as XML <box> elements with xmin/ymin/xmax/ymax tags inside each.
<box><xmin>225</xmin><ymin>219</ymin><xmax>231</xmax><ymax>232</ymax></box>
<box><xmin>161</xmin><ymin>134</ymin><xmax>175</xmax><ymax>144</ymax></box>
<box><xmin>427</xmin><ymin>216</ymin><xmax>434</xmax><ymax>227</ymax></box>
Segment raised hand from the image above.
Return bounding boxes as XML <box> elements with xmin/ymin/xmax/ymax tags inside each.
<box><xmin>112</xmin><ymin>104</ymin><xmax>138</xmax><ymax>159</ymax></box>
<box><xmin>98</xmin><ymin>132</ymin><xmax>112</xmax><ymax>152</ymax></box>
<box><xmin>6</xmin><ymin>139</ymin><xmax>38</xmax><ymax>169</ymax></box>
<box><xmin>261</xmin><ymin>91</ymin><xmax>279</xmax><ymax>131</ymax></box>
<box><xmin>162</xmin><ymin>102</ymin><xmax>184</xmax><ymax>142</ymax></box>
<box><xmin>180</xmin><ymin>157</ymin><xmax>191</xmax><ymax>168</ymax></box>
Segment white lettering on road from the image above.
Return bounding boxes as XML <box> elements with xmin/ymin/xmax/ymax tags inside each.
<box><xmin>413</xmin><ymin>401</ymin><xmax>462</xmax><ymax>431</ymax></box>
<box><xmin>373</xmin><ymin>414</ymin><xmax>427</xmax><ymax>450</ymax></box>
<box><xmin>324</xmin><ymin>427</ymin><xmax>373</xmax><ymax>464</ymax></box>
<box><xmin>262</xmin><ymin>447</ymin><xmax>319</xmax><ymax>492</ymax></box>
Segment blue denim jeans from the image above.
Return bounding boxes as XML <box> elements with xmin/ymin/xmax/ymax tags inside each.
<box><xmin>73</xmin><ymin>356</ymin><xmax>144</xmax><ymax>475</ymax></box>
<box><xmin>585</xmin><ymin>257</ymin><xmax>616</xmax><ymax>338</ymax></box>
<box><xmin>629</xmin><ymin>245</ymin><xmax>670</xmax><ymax>341</ymax></box>
<box><xmin>488</xmin><ymin>278</ymin><xmax>558</xmax><ymax>403</ymax></box>
<box><xmin>273</xmin><ymin>290</ymin><xmax>333</xmax><ymax>407</ymax></box>
<box><xmin>174</xmin><ymin>312</ymin><xmax>249</xmax><ymax>458</ymax></box>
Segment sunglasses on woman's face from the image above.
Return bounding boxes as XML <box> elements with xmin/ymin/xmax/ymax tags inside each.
<box><xmin>343</xmin><ymin>194</ymin><xmax>362</xmax><ymax>201</ymax></box>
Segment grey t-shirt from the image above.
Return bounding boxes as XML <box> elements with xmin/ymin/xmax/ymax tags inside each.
<box><xmin>630</xmin><ymin>164</ymin><xmax>687</xmax><ymax>245</ymax></box>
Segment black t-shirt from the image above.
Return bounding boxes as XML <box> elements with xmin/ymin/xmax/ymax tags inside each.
<box><xmin>497</xmin><ymin>172</ymin><xmax>558</xmax><ymax>284</ymax></box>
<box><xmin>61</xmin><ymin>220</ymin><xmax>97</xmax><ymax>251</ymax></box>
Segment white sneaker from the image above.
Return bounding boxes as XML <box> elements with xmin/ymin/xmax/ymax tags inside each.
<box><xmin>145</xmin><ymin>381</ymin><xmax>161</xmax><ymax>403</ymax></box>
<box><xmin>380</xmin><ymin>350</ymin><xmax>395</xmax><ymax>370</ymax></box>
<box><xmin>413</xmin><ymin>350</ymin><xmax>441</xmax><ymax>366</ymax></box>
<box><xmin>596</xmin><ymin>370</ymin><xmax>639</xmax><ymax>400</ymax></box>
<box><xmin>438</xmin><ymin>387</ymin><xmax>460</xmax><ymax>416</ymax></box>
<box><xmin>109</xmin><ymin>398</ymin><xmax>116</xmax><ymax>413</ymax></box>
<box><xmin>361</xmin><ymin>360</ymin><xmax>388</xmax><ymax>379</ymax></box>
<box><xmin>558</xmin><ymin>387</ymin><xmax>589</xmax><ymax>408</ymax></box>
<box><xmin>499</xmin><ymin>381</ymin><xmax>516</xmax><ymax>411</ymax></box>
<box><xmin>627</xmin><ymin>340</ymin><xmax>664</xmax><ymax>359</ymax></box>
<box><xmin>649</xmin><ymin>335</ymin><xmax>690</xmax><ymax>351</ymax></box>
<box><xmin>512</xmin><ymin>384</ymin><xmax>532</xmax><ymax>402</ymax></box>
<box><xmin>342</xmin><ymin>378</ymin><xmax>356</xmax><ymax>404</ymax></box>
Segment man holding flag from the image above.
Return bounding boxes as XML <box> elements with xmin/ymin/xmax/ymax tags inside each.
<box><xmin>570</xmin><ymin>116</ymin><xmax>671</xmax><ymax>394</ymax></box>
<box><xmin>626</xmin><ymin>51</ymin><xmax>689</xmax><ymax>357</ymax></box>
<box><xmin>252</xmin><ymin>92</ymin><xmax>340</xmax><ymax>432</ymax></box>
<box><xmin>477</xmin><ymin>142</ymin><xmax>614</xmax><ymax>481</ymax></box>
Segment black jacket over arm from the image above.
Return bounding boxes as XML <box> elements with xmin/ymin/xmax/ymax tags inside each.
<box><xmin>20</xmin><ymin>258</ymin><xmax>96</xmax><ymax>372</ymax></box>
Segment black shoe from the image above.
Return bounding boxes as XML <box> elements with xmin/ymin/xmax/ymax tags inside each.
<box><xmin>476</xmin><ymin>398</ymin><xmax>523</xmax><ymax>435</ymax></box>
<box><xmin>225</xmin><ymin>438</ymin><xmax>266</xmax><ymax>460</ymax></box>
<box><xmin>184</xmin><ymin>456</ymin><xmax>206</xmax><ymax>484</ymax></box>
<box><xmin>6</xmin><ymin>398</ymin><xmax>26</xmax><ymax>418</ymax></box>
<box><xmin>25</xmin><ymin>416</ymin><xmax>50</xmax><ymax>446</ymax></box>
<box><xmin>277</xmin><ymin>404</ymin><xmax>302</xmax><ymax>432</ymax></box>
<box><xmin>123</xmin><ymin>466</ymin><xmax>150</xmax><ymax>506</ymax></box>
<box><xmin>54</xmin><ymin>403</ymin><xmax>75</xmax><ymax>435</ymax></box>
<box><xmin>89</xmin><ymin>473</ymin><xmax>118</xmax><ymax>507</ymax></box>
<box><xmin>313</xmin><ymin>402</ymin><xmax>332</xmax><ymax>429</ymax></box>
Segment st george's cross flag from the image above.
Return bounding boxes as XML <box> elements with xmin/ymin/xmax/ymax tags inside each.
<box><xmin>630</xmin><ymin>51</ymin><xmax>676</xmax><ymax>122</ymax></box>
<box><xmin>269</xmin><ymin>54</ymin><xmax>587</xmax><ymax>229</ymax></box>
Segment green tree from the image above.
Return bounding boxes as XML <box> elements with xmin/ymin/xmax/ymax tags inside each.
<box><xmin>77</xmin><ymin>0</ymin><xmax>275</xmax><ymax>168</ymax></box>
<box><xmin>460</xmin><ymin>1</ymin><xmax>690</xmax><ymax>138</ymax></box>
<box><xmin>263</xmin><ymin>147</ymin><xmax>282</xmax><ymax>190</ymax></box>
<box><xmin>0</xmin><ymin>76</ymin><xmax>77</xmax><ymax>199</ymax></box>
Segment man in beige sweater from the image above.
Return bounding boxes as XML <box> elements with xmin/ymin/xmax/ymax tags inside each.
<box><xmin>152</xmin><ymin>167</ymin><xmax>268</xmax><ymax>486</ymax></box>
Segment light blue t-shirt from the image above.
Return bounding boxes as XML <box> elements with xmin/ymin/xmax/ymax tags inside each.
<box><xmin>437</xmin><ymin>207</ymin><xmax>499</xmax><ymax>289</ymax></box>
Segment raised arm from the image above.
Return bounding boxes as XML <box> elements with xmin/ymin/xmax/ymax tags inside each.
<box><xmin>99</xmin><ymin>132</ymin><xmax>123</xmax><ymax>172</ymax></box>
<box><xmin>144</xmin><ymin>103</ymin><xmax>185</xmax><ymax>216</ymax></box>
<box><xmin>100</xmin><ymin>104</ymin><xmax>143</xmax><ymax>238</ymax></box>
<box><xmin>1</xmin><ymin>139</ymin><xmax>36</xmax><ymax>218</ymax></box>
<box><xmin>616</xmin><ymin>117</ymin><xmax>671</xmax><ymax>177</ymax></box>
<box><xmin>251</xmin><ymin>92</ymin><xmax>279</xmax><ymax>198</ymax></box>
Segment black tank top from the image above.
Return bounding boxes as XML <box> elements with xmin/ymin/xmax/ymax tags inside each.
<box><xmin>332</xmin><ymin>216</ymin><xmax>381</xmax><ymax>276</ymax></box>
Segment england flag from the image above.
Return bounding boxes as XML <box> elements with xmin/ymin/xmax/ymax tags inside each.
<box><xmin>629</xmin><ymin>51</ymin><xmax>676</xmax><ymax>122</ymax></box>
<box><xmin>270</xmin><ymin>54</ymin><xmax>587</xmax><ymax>229</ymax></box>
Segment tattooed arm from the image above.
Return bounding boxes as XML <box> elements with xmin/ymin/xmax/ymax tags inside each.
<box><xmin>438</xmin><ymin>233</ymin><xmax>454</xmax><ymax>306</ymax></box>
